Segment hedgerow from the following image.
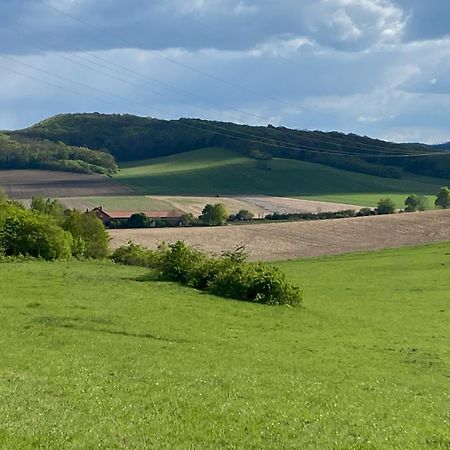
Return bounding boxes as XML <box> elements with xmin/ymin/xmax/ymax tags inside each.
<box><xmin>111</xmin><ymin>242</ymin><xmax>159</xmax><ymax>268</ymax></box>
<box><xmin>113</xmin><ymin>240</ymin><xmax>302</xmax><ymax>306</ymax></box>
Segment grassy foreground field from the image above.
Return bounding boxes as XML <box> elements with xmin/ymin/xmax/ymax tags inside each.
<box><xmin>115</xmin><ymin>147</ymin><xmax>446</xmax><ymax>206</ymax></box>
<box><xmin>1</xmin><ymin>244</ymin><xmax>449</xmax><ymax>448</ymax></box>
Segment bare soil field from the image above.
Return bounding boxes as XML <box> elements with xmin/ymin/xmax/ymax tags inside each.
<box><xmin>149</xmin><ymin>195</ymin><xmax>362</xmax><ymax>217</ymax></box>
<box><xmin>109</xmin><ymin>210</ymin><xmax>450</xmax><ymax>261</ymax></box>
<box><xmin>0</xmin><ymin>170</ymin><xmax>131</xmax><ymax>199</ymax></box>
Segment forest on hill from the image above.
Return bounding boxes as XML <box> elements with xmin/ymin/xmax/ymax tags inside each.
<box><xmin>6</xmin><ymin>112</ymin><xmax>450</xmax><ymax>179</ymax></box>
<box><xmin>0</xmin><ymin>131</ymin><xmax>117</xmax><ymax>175</ymax></box>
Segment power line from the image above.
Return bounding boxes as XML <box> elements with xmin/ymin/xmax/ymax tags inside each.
<box><xmin>3</xmin><ymin>6</ymin><xmax>448</xmax><ymax>159</ymax></box>
<box><xmin>29</xmin><ymin>0</ymin><xmax>304</xmax><ymax>112</ymax></box>
<box><xmin>1</xmin><ymin>24</ymin><xmax>433</xmax><ymax>157</ymax></box>
<box><xmin>1</xmin><ymin>60</ymin><xmax>446</xmax><ymax>159</ymax></box>
<box><xmin>24</xmin><ymin>0</ymin><xmax>437</xmax><ymax>154</ymax></box>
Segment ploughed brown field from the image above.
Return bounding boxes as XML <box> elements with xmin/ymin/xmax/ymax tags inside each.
<box><xmin>0</xmin><ymin>170</ymin><xmax>131</xmax><ymax>199</ymax></box>
<box><xmin>109</xmin><ymin>210</ymin><xmax>450</xmax><ymax>261</ymax></box>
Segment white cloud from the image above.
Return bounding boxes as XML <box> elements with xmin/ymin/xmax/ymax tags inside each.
<box><xmin>0</xmin><ymin>0</ymin><xmax>450</xmax><ymax>144</ymax></box>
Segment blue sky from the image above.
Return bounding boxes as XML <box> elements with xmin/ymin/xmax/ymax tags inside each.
<box><xmin>0</xmin><ymin>0</ymin><xmax>449</xmax><ymax>143</ymax></box>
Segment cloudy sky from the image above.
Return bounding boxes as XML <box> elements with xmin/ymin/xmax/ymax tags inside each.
<box><xmin>0</xmin><ymin>0</ymin><xmax>449</xmax><ymax>143</ymax></box>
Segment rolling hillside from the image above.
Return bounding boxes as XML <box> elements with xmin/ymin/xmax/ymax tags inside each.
<box><xmin>1</xmin><ymin>244</ymin><xmax>449</xmax><ymax>448</ymax></box>
<box><xmin>115</xmin><ymin>147</ymin><xmax>447</xmax><ymax>206</ymax></box>
<box><xmin>11</xmin><ymin>113</ymin><xmax>450</xmax><ymax>179</ymax></box>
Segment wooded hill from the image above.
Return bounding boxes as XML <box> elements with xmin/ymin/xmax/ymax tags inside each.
<box><xmin>0</xmin><ymin>131</ymin><xmax>117</xmax><ymax>175</ymax></box>
<box><xmin>7</xmin><ymin>113</ymin><xmax>450</xmax><ymax>179</ymax></box>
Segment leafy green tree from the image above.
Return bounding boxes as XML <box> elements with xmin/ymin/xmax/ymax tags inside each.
<box><xmin>404</xmin><ymin>194</ymin><xmax>428</xmax><ymax>212</ymax></box>
<box><xmin>63</xmin><ymin>210</ymin><xmax>109</xmax><ymax>258</ymax></box>
<box><xmin>434</xmin><ymin>186</ymin><xmax>450</xmax><ymax>209</ymax></box>
<box><xmin>30</xmin><ymin>197</ymin><xmax>66</xmax><ymax>221</ymax></box>
<box><xmin>377</xmin><ymin>198</ymin><xmax>396</xmax><ymax>215</ymax></box>
<box><xmin>235</xmin><ymin>209</ymin><xmax>254</xmax><ymax>221</ymax></box>
<box><xmin>180</xmin><ymin>212</ymin><xmax>196</xmax><ymax>226</ymax></box>
<box><xmin>200</xmin><ymin>203</ymin><xmax>229</xmax><ymax>226</ymax></box>
<box><xmin>128</xmin><ymin>213</ymin><xmax>149</xmax><ymax>228</ymax></box>
<box><xmin>0</xmin><ymin>208</ymin><xmax>72</xmax><ymax>260</ymax></box>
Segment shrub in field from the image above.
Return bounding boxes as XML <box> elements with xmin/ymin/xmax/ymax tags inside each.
<box><xmin>357</xmin><ymin>207</ymin><xmax>375</xmax><ymax>216</ymax></box>
<box><xmin>156</xmin><ymin>240</ymin><xmax>209</xmax><ymax>286</ymax></box>
<box><xmin>153</xmin><ymin>241</ymin><xmax>302</xmax><ymax>306</ymax></box>
<box><xmin>111</xmin><ymin>241</ymin><xmax>158</xmax><ymax>267</ymax></box>
<box><xmin>208</xmin><ymin>263</ymin><xmax>302</xmax><ymax>306</ymax></box>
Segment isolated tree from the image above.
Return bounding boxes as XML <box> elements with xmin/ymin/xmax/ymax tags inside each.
<box><xmin>235</xmin><ymin>209</ymin><xmax>254</xmax><ymax>221</ymax></box>
<box><xmin>434</xmin><ymin>186</ymin><xmax>450</xmax><ymax>209</ymax></box>
<box><xmin>377</xmin><ymin>198</ymin><xmax>396</xmax><ymax>215</ymax></box>
<box><xmin>404</xmin><ymin>194</ymin><xmax>428</xmax><ymax>212</ymax></box>
<box><xmin>200</xmin><ymin>203</ymin><xmax>229</xmax><ymax>226</ymax></box>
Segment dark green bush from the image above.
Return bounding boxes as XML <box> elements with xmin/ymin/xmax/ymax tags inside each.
<box><xmin>111</xmin><ymin>242</ymin><xmax>158</xmax><ymax>267</ymax></box>
<box><xmin>110</xmin><ymin>240</ymin><xmax>302</xmax><ymax>306</ymax></box>
<box><xmin>208</xmin><ymin>263</ymin><xmax>302</xmax><ymax>306</ymax></box>
<box><xmin>0</xmin><ymin>209</ymin><xmax>72</xmax><ymax>260</ymax></box>
<box><xmin>156</xmin><ymin>241</ymin><xmax>208</xmax><ymax>286</ymax></box>
<box><xmin>0</xmin><ymin>197</ymin><xmax>111</xmax><ymax>261</ymax></box>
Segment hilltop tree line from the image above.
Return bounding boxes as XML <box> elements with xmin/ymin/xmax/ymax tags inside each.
<box><xmin>10</xmin><ymin>113</ymin><xmax>450</xmax><ymax>179</ymax></box>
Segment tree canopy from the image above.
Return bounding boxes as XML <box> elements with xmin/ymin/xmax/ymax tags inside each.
<box><xmin>200</xmin><ymin>203</ymin><xmax>229</xmax><ymax>226</ymax></box>
<box><xmin>8</xmin><ymin>113</ymin><xmax>450</xmax><ymax>179</ymax></box>
<box><xmin>435</xmin><ymin>186</ymin><xmax>450</xmax><ymax>209</ymax></box>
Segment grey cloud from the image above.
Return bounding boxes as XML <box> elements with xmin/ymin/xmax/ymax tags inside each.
<box><xmin>0</xmin><ymin>0</ymin><xmax>450</xmax><ymax>144</ymax></box>
<box><xmin>1</xmin><ymin>0</ymin><xmax>407</xmax><ymax>56</ymax></box>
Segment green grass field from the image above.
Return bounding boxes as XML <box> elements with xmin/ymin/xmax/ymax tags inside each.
<box><xmin>115</xmin><ymin>147</ymin><xmax>447</xmax><ymax>206</ymax></box>
<box><xmin>303</xmin><ymin>193</ymin><xmax>437</xmax><ymax>208</ymax></box>
<box><xmin>1</xmin><ymin>244</ymin><xmax>449</xmax><ymax>448</ymax></box>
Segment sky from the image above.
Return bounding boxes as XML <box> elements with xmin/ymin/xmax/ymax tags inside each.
<box><xmin>0</xmin><ymin>0</ymin><xmax>449</xmax><ymax>143</ymax></box>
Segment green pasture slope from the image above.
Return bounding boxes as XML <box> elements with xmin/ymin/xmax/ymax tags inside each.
<box><xmin>1</xmin><ymin>243</ymin><xmax>449</xmax><ymax>448</ymax></box>
<box><xmin>115</xmin><ymin>147</ymin><xmax>447</xmax><ymax>207</ymax></box>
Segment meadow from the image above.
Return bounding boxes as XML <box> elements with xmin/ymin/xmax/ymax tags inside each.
<box><xmin>1</xmin><ymin>243</ymin><xmax>449</xmax><ymax>448</ymax></box>
<box><xmin>115</xmin><ymin>147</ymin><xmax>446</xmax><ymax>206</ymax></box>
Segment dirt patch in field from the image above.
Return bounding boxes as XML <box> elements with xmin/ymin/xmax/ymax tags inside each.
<box><xmin>150</xmin><ymin>195</ymin><xmax>362</xmax><ymax>217</ymax></box>
<box><xmin>0</xmin><ymin>170</ymin><xmax>132</xmax><ymax>199</ymax></box>
<box><xmin>109</xmin><ymin>210</ymin><xmax>450</xmax><ymax>261</ymax></box>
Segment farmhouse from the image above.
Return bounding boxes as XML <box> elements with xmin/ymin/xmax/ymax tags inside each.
<box><xmin>90</xmin><ymin>206</ymin><xmax>182</xmax><ymax>225</ymax></box>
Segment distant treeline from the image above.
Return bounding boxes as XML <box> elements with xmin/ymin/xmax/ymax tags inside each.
<box><xmin>0</xmin><ymin>132</ymin><xmax>118</xmax><ymax>175</ymax></box>
<box><xmin>10</xmin><ymin>112</ymin><xmax>450</xmax><ymax>179</ymax></box>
